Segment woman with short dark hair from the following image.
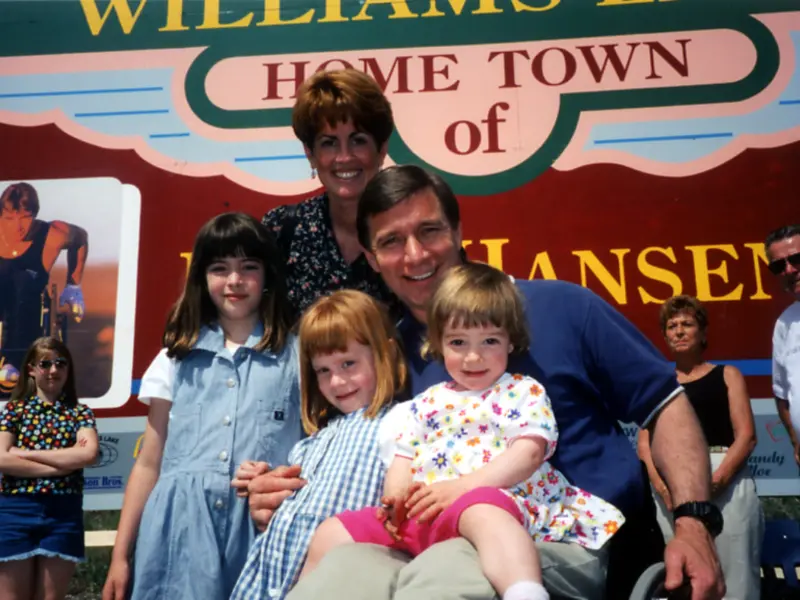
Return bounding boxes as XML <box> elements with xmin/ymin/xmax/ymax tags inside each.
<box><xmin>263</xmin><ymin>69</ymin><xmax>397</xmax><ymax>320</ymax></box>
<box><xmin>639</xmin><ymin>295</ymin><xmax>763</xmax><ymax>600</ymax></box>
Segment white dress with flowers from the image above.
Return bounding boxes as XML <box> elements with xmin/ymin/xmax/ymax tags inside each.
<box><xmin>382</xmin><ymin>372</ymin><xmax>625</xmax><ymax>549</ymax></box>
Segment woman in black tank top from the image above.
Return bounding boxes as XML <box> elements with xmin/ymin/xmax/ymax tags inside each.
<box><xmin>638</xmin><ymin>295</ymin><xmax>764</xmax><ymax>600</ymax></box>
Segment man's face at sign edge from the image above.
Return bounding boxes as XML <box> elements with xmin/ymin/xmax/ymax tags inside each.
<box><xmin>0</xmin><ymin>201</ymin><xmax>34</xmax><ymax>244</ymax></box>
<box><xmin>767</xmin><ymin>234</ymin><xmax>800</xmax><ymax>300</ymax></box>
<box><xmin>364</xmin><ymin>188</ymin><xmax>463</xmax><ymax>323</ymax></box>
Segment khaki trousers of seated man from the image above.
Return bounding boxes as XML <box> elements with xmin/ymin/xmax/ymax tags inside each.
<box><xmin>287</xmin><ymin>536</ymin><xmax>608</xmax><ymax>600</ymax></box>
<box><xmin>653</xmin><ymin>451</ymin><xmax>764</xmax><ymax>600</ymax></box>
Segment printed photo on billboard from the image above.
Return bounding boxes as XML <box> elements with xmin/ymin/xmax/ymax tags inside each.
<box><xmin>0</xmin><ymin>177</ymin><xmax>140</xmax><ymax>409</ymax></box>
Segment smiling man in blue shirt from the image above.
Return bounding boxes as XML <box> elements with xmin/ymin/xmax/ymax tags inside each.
<box><xmin>250</xmin><ymin>165</ymin><xmax>725</xmax><ymax>600</ymax></box>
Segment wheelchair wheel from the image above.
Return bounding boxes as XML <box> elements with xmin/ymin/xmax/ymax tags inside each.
<box><xmin>628</xmin><ymin>562</ymin><xmax>666</xmax><ymax>600</ymax></box>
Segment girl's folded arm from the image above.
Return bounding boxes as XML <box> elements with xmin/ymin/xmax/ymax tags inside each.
<box><xmin>20</xmin><ymin>427</ymin><xmax>99</xmax><ymax>470</ymax></box>
<box><xmin>0</xmin><ymin>431</ymin><xmax>73</xmax><ymax>478</ymax></box>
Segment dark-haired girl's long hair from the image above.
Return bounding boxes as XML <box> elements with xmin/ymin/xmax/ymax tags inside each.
<box><xmin>162</xmin><ymin>212</ymin><xmax>292</xmax><ymax>358</ymax></box>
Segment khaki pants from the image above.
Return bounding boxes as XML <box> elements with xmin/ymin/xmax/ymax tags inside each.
<box><xmin>653</xmin><ymin>452</ymin><xmax>764</xmax><ymax>600</ymax></box>
<box><xmin>287</xmin><ymin>537</ymin><xmax>608</xmax><ymax>600</ymax></box>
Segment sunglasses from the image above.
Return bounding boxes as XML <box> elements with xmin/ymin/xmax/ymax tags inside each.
<box><xmin>36</xmin><ymin>358</ymin><xmax>69</xmax><ymax>370</ymax></box>
<box><xmin>768</xmin><ymin>252</ymin><xmax>800</xmax><ymax>276</ymax></box>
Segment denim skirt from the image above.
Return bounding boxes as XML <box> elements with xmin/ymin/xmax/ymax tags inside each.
<box><xmin>0</xmin><ymin>493</ymin><xmax>85</xmax><ymax>562</ymax></box>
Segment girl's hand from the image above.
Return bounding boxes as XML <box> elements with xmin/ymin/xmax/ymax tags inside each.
<box><xmin>232</xmin><ymin>461</ymin><xmax>269</xmax><ymax>498</ymax></box>
<box><xmin>102</xmin><ymin>557</ymin><xmax>130</xmax><ymax>600</ymax></box>
<box><xmin>376</xmin><ymin>492</ymin><xmax>413</xmax><ymax>539</ymax></box>
<box><xmin>406</xmin><ymin>479</ymin><xmax>468</xmax><ymax>523</ymax></box>
<box><xmin>7</xmin><ymin>447</ymin><xmax>24</xmax><ymax>456</ymax></box>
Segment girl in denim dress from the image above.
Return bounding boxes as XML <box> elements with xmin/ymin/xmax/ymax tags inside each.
<box><xmin>0</xmin><ymin>336</ymin><xmax>99</xmax><ymax>600</ymax></box>
<box><xmin>102</xmin><ymin>213</ymin><xmax>303</xmax><ymax>600</ymax></box>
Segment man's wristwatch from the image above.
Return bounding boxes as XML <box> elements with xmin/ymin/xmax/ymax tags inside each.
<box><xmin>672</xmin><ymin>501</ymin><xmax>724</xmax><ymax>538</ymax></box>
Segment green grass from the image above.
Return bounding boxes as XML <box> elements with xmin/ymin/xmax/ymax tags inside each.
<box><xmin>67</xmin><ymin>511</ymin><xmax>118</xmax><ymax>600</ymax></box>
<box><xmin>68</xmin><ymin>499</ymin><xmax>800</xmax><ymax>599</ymax></box>
<box><xmin>761</xmin><ymin>496</ymin><xmax>800</xmax><ymax>520</ymax></box>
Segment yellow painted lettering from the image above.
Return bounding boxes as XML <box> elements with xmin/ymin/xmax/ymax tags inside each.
<box><xmin>159</xmin><ymin>0</ymin><xmax>189</xmax><ymax>31</ymax></box>
<box><xmin>477</xmin><ymin>239</ymin><xmax>509</xmax><ymax>271</ymax></box>
<box><xmin>637</xmin><ymin>246</ymin><xmax>682</xmax><ymax>304</ymax></box>
<box><xmin>353</xmin><ymin>0</ymin><xmax>418</xmax><ymax>21</ymax></box>
<box><xmin>133</xmin><ymin>434</ymin><xmax>145</xmax><ymax>458</ymax></box>
<box><xmin>422</xmin><ymin>0</ymin><xmax>501</xmax><ymax>17</ymax></box>
<box><xmin>528</xmin><ymin>251</ymin><xmax>558</xmax><ymax>280</ymax></box>
<box><xmin>197</xmin><ymin>0</ymin><xmax>253</xmax><ymax>29</ymax></box>
<box><xmin>685</xmin><ymin>244</ymin><xmax>743</xmax><ymax>302</ymax></box>
<box><xmin>511</xmin><ymin>0</ymin><xmax>559</xmax><ymax>12</ymax></box>
<box><xmin>573</xmin><ymin>249</ymin><xmax>631</xmax><ymax>305</ymax></box>
<box><xmin>743</xmin><ymin>242</ymin><xmax>772</xmax><ymax>300</ymax></box>
<box><xmin>319</xmin><ymin>0</ymin><xmax>349</xmax><ymax>22</ymax></box>
<box><xmin>180</xmin><ymin>252</ymin><xmax>192</xmax><ymax>278</ymax></box>
<box><xmin>597</xmin><ymin>0</ymin><xmax>676</xmax><ymax>5</ymax></box>
<box><xmin>258</xmin><ymin>0</ymin><xmax>315</xmax><ymax>25</ymax></box>
<box><xmin>79</xmin><ymin>0</ymin><xmax>147</xmax><ymax>35</ymax></box>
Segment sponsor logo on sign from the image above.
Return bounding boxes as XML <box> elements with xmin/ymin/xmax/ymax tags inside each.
<box><xmin>84</xmin><ymin>475</ymin><xmax>124</xmax><ymax>490</ymax></box>
<box><xmin>90</xmin><ymin>435</ymin><xmax>120</xmax><ymax>469</ymax></box>
<box><xmin>766</xmin><ymin>420</ymin><xmax>788</xmax><ymax>443</ymax></box>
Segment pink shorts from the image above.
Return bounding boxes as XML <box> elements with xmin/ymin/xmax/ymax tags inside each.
<box><xmin>336</xmin><ymin>486</ymin><xmax>525</xmax><ymax>557</ymax></box>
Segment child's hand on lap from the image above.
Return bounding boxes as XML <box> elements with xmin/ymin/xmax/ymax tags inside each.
<box><xmin>406</xmin><ymin>479</ymin><xmax>469</xmax><ymax>523</ymax></box>
<box><xmin>377</xmin><ymin>493</ymin><xmax>410</xmax><ymax>541</ymax></box>
<box><xmin>377</xmin><ymin>482</ymin><xmax>427</xmax><ymax>541</ymax></box>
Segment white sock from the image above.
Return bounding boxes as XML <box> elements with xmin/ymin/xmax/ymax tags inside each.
<box><xmin>502</xmin><ymin>580</ymin><xmax>549</xmax><ymax>600</ymax></box>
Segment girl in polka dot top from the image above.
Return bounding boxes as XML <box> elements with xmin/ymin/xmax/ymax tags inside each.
<box><xmin>0</xmin><ymin>336</ymin><xmax>98</xmax><ymax>599</ymax></box>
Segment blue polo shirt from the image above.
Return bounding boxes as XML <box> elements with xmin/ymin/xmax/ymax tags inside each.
<box><xmin>398</xmin><ymin>278</ymin><xmax>680</xmax><ymax>517</ymax></box>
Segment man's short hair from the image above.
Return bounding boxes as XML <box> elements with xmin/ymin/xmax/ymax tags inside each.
<box><xmin>765</xmin><ymin>224</ymin><xmax>800</xmax><ymax>256</ymax></box>
<box><xmin>0</xmin><ymin>182</ymin><xmax>40</xmax><ymax>217</ymax></box>
<box><xmin>356</xmin><ymin>165</ymin><xmax>460</xmax><ymax>250</ymax></box>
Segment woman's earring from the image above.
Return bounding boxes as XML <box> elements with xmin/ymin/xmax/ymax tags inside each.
<box><xmin>310</xmin><ymin>168</ymin><xmax>317</xmax><ymax>179</ymax></box>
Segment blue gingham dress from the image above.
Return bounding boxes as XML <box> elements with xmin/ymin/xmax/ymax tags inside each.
<box><xmin>230</xmin><ymin>406</ymin><xmax>388</xmax><ymax>600</ymax></box>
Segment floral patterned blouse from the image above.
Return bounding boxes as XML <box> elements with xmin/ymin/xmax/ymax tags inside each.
<box><xmin>0</xmin><ymin>395</ymin><xmax>96</xmax><ymax>494</ymax></box>
<box><xmin>263</xmin><ymin>193</ymin><xmax>398</xmax><ymax>320</ymax></box>
<box><xmin>382</xmin><ymin>373</ymin><xmax>625</xmax><ymax>550</ymax></box>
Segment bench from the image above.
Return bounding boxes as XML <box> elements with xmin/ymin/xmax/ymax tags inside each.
<box><xmin>85</xmin><ymin>530</ymin><xmax>117</xmax><ymax>548</ymax></box>
<box><xmin>761</xmin><ymin>519</ymin><xmax>800</xmax><ymax>596</ymax></box>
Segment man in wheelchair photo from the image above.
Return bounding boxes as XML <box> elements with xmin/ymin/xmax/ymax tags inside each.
<box><xmin>0</xmin><ymin>182</ymin><xmax>87</xmax><ymax>398</ymax></box>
